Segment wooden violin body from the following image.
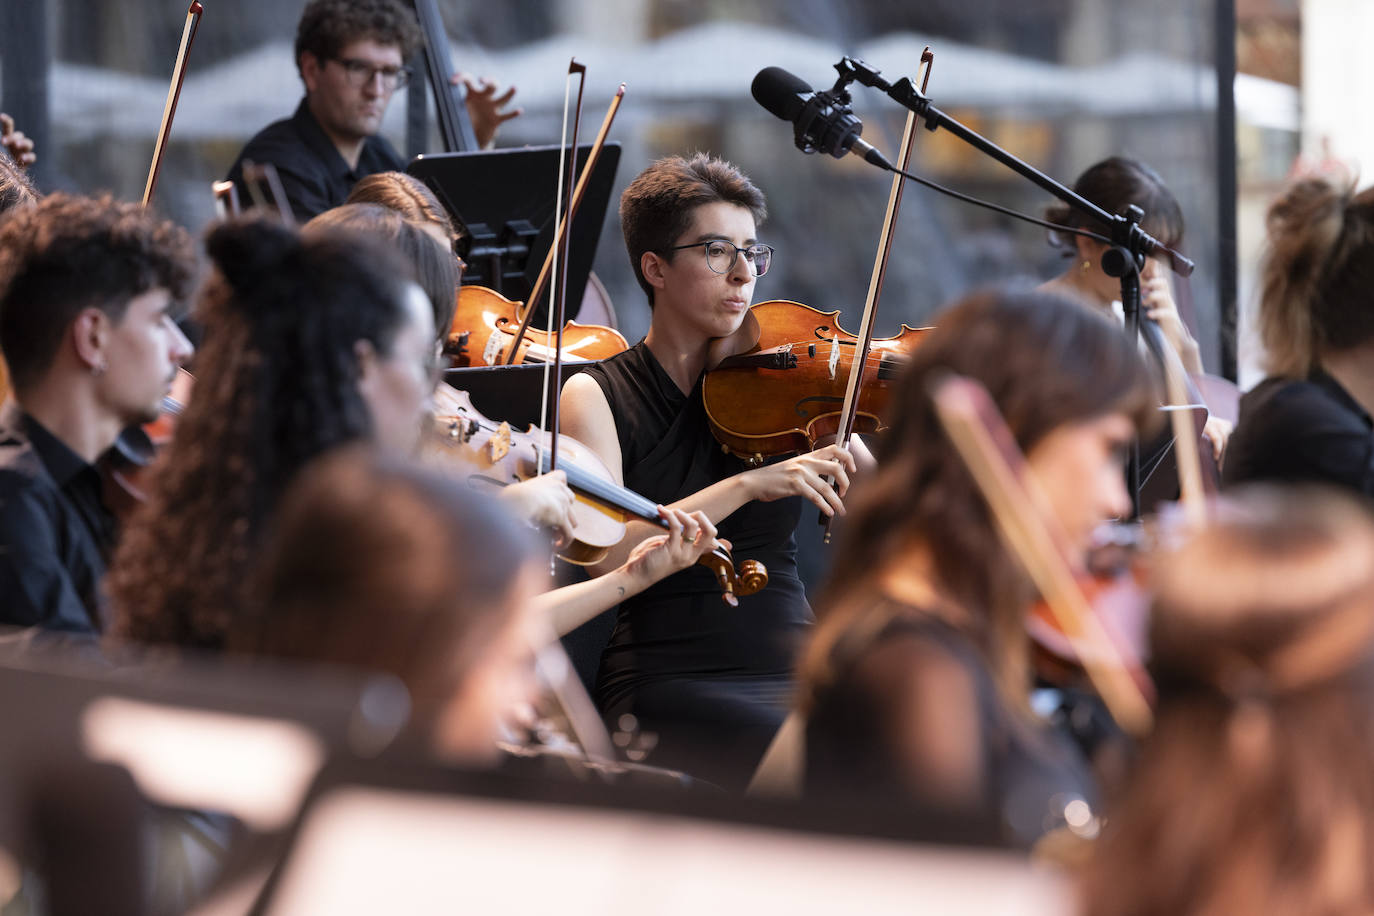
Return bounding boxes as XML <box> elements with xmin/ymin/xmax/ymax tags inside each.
<box><xmin>703</xmin><ymin>300</ymin><xmax>929</xmax><ymax>464</ymax></box>
<box><xmin>424</xmin><ymin>385</ymin><xmax>767</xmax><ymax>604</ymax></box>
<box><xmin>446</xmin><ymin>285</ymin><xmax>628</xmax><ymax>368</ymax></box>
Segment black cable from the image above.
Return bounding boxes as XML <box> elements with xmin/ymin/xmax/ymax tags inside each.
<box><xmin>885</xmin><ymin>163</ymin><xmax>1113</xmax><ymax>248</ymax></box>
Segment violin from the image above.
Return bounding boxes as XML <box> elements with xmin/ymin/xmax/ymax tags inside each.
<box><xmin>702</xmin><ymin>300</ymin><xmax>928</xmax><ymax>464</ymax></box>
<box><xmin>445</xmin><ymin>285</ymin><xmax>627</xmax><ymax>367</ymax></box>
<box><xmin>423</xmin><ymin>384</ymin><xmax>767</xmax><ymax>606</ymax></box>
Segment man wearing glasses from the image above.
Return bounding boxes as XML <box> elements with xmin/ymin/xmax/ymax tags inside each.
<box><xmin>227</xmin><ymin>0</ymin><xmax>519</xmax><ymax>222</ymax></box>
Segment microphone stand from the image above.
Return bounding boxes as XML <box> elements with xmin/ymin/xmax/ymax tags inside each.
<box><xmin>828</xmin><ymin>56</ymin><xmax>1191</xmax><ymax>519</ymax></box>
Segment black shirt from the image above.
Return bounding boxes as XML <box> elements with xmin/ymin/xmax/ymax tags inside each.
<box><xmin>1223</xmin><ymin>368</ymin><xmax>1374</xmax><ymax>495</ymax></box>
<box><xmin>0</xmin><ymin>405</ymin><xmax>118</xmax><ymax>634</ymax></box>
<box><xmin>225</xmin><ymin>98</ymin><xmax>405</xmax><ymax>223</ymax></box>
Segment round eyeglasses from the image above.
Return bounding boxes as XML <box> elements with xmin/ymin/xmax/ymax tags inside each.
<box><xmin>666</xmin><ymin>240</ymin><xmax>774</xmax><ymax>277</ymax></box>
<box><xmin>330</xmin><ymin>57</ymin><xmax>413</xmax><ymax>91</ymax></box>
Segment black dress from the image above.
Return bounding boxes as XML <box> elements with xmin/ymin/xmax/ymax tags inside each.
<box><xmin>805</xmin><ymin>605</ymin><xmax>1096</xmax><ymax>846</ymax></box>
<box><xmin>1223</xmin><ymin>369</ymin><xmax>1374</xmax><ymax>496</ymax></box>
<box><xmin>580</xmin><ymin>343</ymin><xmax>810</xmax><ymax>789</ymax></box>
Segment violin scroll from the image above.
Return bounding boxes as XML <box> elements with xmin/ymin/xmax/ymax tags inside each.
<box><xmin>698</xmin><ymin>549</ymin><xmax>768</xmax><ymax>607</ymax></box>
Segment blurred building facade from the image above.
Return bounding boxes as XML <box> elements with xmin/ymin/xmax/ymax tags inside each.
<box><xmin>3</xmin><ymin>0</ymin><xmax>1304</xmax><ymax>378</ymax></box>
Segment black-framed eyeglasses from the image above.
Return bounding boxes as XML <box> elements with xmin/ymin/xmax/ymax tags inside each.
<box><xmin>330</xmin><ymin>57</ymin><xmax>412</xmax><ymax>91</ymax></box>
<box><xmin>666</xmin><ymin>240</ymin><xmax>774</xmax><ymax>277</ymax></box>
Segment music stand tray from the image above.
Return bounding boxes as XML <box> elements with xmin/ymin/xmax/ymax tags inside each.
<box><xmin>407</xmin><ymin>142</ymin><xmax>621</xmax><ymax>324</ymax></box>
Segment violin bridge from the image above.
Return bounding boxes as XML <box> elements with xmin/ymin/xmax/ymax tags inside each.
<box><xmin>487</xmin><ymin>422</ymin><xmax>513</xmax><ymax>461</ymax></box>
<box><xmin>828</xmin><ymin>335</ymin><xmax>840</xmax><ymax>380</ymax></box>
<box><xmin>482</xmin><ymin>330</ymin><xmax>506</xmax><ymax>366</ymax></box>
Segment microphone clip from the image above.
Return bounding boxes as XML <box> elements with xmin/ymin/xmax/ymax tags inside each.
<box><xmin>791</xmin><ymin>85</ymin><xmax>863</xmax><ymax>160</ymax></box>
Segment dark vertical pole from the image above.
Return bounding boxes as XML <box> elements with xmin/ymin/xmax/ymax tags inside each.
<box><xmin>1</xmin><ymin>1</ymin><xmax>53</xmax><ymax>190</ymax></box>
<box><xmin>406</xmin><ymin>55</ymin><xmax>427</xmax><ymax>161</ymax></box>
<box><xmin>1215</xmin><ymin>0</ymin><xmax>1239</xmax><ymax>382</ymax></box>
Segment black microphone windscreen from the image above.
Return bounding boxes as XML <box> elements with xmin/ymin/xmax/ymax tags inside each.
<box><xmin>751</xmin><ymin>67</ymin><xmax>813</xmax><ymax>122</ymax></box>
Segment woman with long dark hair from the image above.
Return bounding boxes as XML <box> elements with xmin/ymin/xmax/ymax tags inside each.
<box><xmin>109</xmin><ymin>218</ymin><xmax>440</xmax><ymax>649</ymax></box>
<box><xmin>800</xmin><ymin>289</ymin><xmax>1157</xmax><ymax>843</ymax></box>
<box><xmin>1041</xmin><ymin>156</ymin><xmax>1228</xmax><ymax>463</ymax></box>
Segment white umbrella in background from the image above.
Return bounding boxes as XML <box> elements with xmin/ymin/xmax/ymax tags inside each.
<box><xmin>47</xmin><ymin>23</ymin><xmax>1298</xmax><ymax>142</ymax></box>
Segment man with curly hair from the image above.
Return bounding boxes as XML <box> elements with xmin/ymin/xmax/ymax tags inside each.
<box><xmin>227</xmin><ymin>0</ymin><xmax>519</xmax><ymax>222</ymax></box>
<box><xmin>0</xmin><ymin>194</ymin><xmax>195</xmax><ymax>634</ymax></box>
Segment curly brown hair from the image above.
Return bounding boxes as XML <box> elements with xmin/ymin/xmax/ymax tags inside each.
<box><xmin>0</xmin><ymin>193</ymin><xmax>195</xmax><ymax>392</ymax></box>
<box><xmin>108</xmin><ymin>217</ymin><xmax>416</xmax><ymax>651</ymax></box>
<box><xmin>801</xmin><ymin>289</ymin><xmax>1157</xmax><ymax>713</ymax></box>
<box><xmin>294</xmin><ymin>0</ymin><xmax>421</xmax><ymax>77</ymax></box>
<box><xmin>619</xmin><ymin>153</ymin><xmax>766</xmax><ymax>308</ymax></box>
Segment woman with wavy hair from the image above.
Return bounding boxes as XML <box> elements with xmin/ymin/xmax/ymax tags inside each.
<box><xmin>1224</xmin><ymin>178</ymin><xmax>1374</xmax><ymax>494</ymax></box>
<box><xmin>799</xmin><ymin>289</ymin><xmax>1156</xmax><ymax>844</ymax></box>
<box><xmin>108</xmin><ymin>218</ymin><xmax>440</xmax><ymax>649</ymax></box>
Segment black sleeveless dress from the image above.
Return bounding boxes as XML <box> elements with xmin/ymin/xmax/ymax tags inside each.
<box><xmin>581</xmin><ymin>343</ymin><xmax>810</xmax><ymax>789</ymax></box>
<box><xmin>805</xmin><ymin>606</ymin><xmax>1097</xmax><ymax>846</ymax></box>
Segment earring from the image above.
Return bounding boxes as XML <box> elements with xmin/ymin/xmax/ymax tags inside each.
<box><xmin>1081</xmin><ymin>259</ymin><xmax>1092</xmax><ymax>274</ymax></box>
<box><xmin>91</xmin><ymin>360</ymin><xmax>107</xmax><ymax>377</ymax></box>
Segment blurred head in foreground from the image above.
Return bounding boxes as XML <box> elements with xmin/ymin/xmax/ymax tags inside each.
<box><xmin>246</xmin><ymin>447</ymin><xmax>542</xmax><ymax>763</ymax></box>
<box><xmin>1082</xmin><ymin>485</ymin><xmax>1374</xmax><ymax>916</ymax></box>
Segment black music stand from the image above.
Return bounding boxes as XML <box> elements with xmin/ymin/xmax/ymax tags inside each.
<box><xmin>407</xmin><ymin>142</ymin><xmax>621</xmax><ymax>324</ymax></box>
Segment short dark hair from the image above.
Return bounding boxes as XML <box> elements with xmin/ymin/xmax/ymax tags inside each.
<box><xmin>619</xmin><ymin>153</ymin><xmax>766</xmax><ymax>307</ymax></box>
<box><xmin>294</xmin><ymin>0</ymin><xmax>421</xmax><ymax>77</ymax></box>
<box><xmin>0</xmin><ymin>193</ymin><xmax>195</xmax><ymax>392</ymax></box>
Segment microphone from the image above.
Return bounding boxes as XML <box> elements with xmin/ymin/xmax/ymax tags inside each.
<box><xmin>751</xmin><ymin>67</ymin><xmax>892</xmax><ymax>171</ymax></box>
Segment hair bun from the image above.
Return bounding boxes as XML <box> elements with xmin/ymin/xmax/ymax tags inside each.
<box><xmin>205</xmin><ymin>217</ymin><xmax>302</xmax><ymax>306</ymax></box>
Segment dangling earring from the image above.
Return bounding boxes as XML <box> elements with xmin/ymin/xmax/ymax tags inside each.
<box><xmin>1080</xmin><ymin>259</ymin><xmax>1092</xmax><ymax>274</ymax></box>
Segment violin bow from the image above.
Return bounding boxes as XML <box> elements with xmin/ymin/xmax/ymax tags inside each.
<box><xmin>501</xmin><ymin>82</ymin><xmax>625</xmax><ymax>364</ymax></box>
<box><xmin>538</xmin><ymin>59</ymin><xmax>588</xmax><ymax>474</ymax></box>
<box><xmin>143</xmin><ymin>1</ymin><xmax>204</xmax><ymax>207</ymax></box>
<box><xmin>930</xmin><ymin>373</ymin><xmax>1154</xmax><ymax>737</ymax></box>
<box><xmin>1142</xmin><ymin>320</ymin><xmax>1208</xmax><ymax>527</ymax></box>
<box><xmin>821</xmin><ymin>48</ymin><xmax>932</xmax><ymax>542</ymax></box>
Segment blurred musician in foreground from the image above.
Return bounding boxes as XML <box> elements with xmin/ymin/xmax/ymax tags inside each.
<box><xmin>1082</xmin><ymin>485</ymin><xmax>1374</xmax><ymax>915</ymax></box>
<box><xmin>1041</xmin><ymin>156</ymin><xmax>1229</xmax><ymax>463</ymax></box>
<box><xmin>0</xmin><ymin>194</ymin><xmax>195</xmax><ymax>635</ymax></box>
<box><xmin>109</xmin><ymin>219</ymin><xmax>439</xmax><ymax>648</ymax></box>
<box><xmin>226</xmin><ymin>0</ymin><xmax>519</xmax><ymax>223</ymax></box>
<box><xmin>560</xmin><ymin>153</ymin><xmax>857</xmax><ymax>789</ymax></box>
<box><xmin>799</xmin><ymin>290</ymin><xmax>1156</xmax><ymax>845</ymax></box>
<box><xmin>1225</xmin><ymin>178</ymin><xmax>1374</xmax><ymax>495</ymax></box>
<box><xmin>248</xmin><ymin>447</ymin><xmax>543</xmax><ymax>765</ymax></box>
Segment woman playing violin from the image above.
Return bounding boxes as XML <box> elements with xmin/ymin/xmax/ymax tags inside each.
<box><xmin>799</xmin><ymin>289</ymin><xmax>1156</xmax><ymax>844</ymax></box>
<box><xmin>309</xmin><ymin>198</ymin><xmax>724</xmax><ymax>628</ymax></box>
<box><xmin>1040</xmin><ymin>156</ymin><xmax>1229</xmax><ymax>465</ymax></box>
<box><xmin>560</xmin><ymin>154</ymin><xmax>857</xmax><ymax>789</ymax></box>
